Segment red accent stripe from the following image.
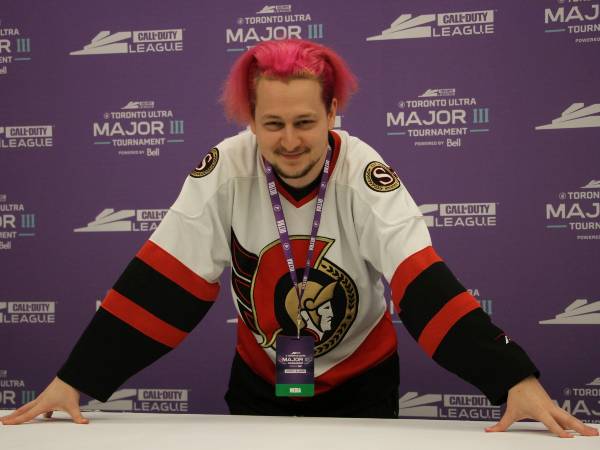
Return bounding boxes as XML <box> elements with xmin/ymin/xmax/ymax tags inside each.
<box><xmin>275</xmin><ymin>130</ymin><xmax>342</xmax><ymax>208</ymax></box>
<box><xmin>137</xmin><ymin>240</ymin><xmax>220</xmax><ymax>301</ymax></box>
<box><xmin>418</xmin><ymin>292</ymin><xmax>481</xmax><ymax>357</ymax></box>
<box><xmin>315</xmin><ymin>312</ymin><xmax>397</xmax><ymax>394</ymax></box>
<box><xmin>101</xmin><ymin>289</ymin><xmax>187</xmax><ymax>349</ymax></box>
<box><xmin>390</xmin><ymin>246</ymin><xmax>442</xmax><ymax>312</ymax></box>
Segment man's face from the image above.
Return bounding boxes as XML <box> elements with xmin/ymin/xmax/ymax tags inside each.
<box><xmin>250</xmin><ymin>77</ymin><xmax>337</xmax><ymax>188</ymax></box>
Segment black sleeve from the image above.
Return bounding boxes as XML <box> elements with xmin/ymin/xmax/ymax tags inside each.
<box><xmin>398</xmin><ymin>261</ymin><xmax>539</xmax><ymax>405</ymax></box>
<box><xmin>57</xmin><ymin>242</ymin><xmax>217</xmax><ymax>402</ymax></box>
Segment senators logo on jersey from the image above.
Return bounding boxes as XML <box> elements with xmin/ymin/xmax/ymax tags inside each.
<box><xmin>231</xmin><ymin>231</ymin><xmax>358</xmax><ymax>357</ymax></box>
<box><xmin>190</xmin><ymin>147</ymin><xmax>219</xmax><ymax>178</ymax></box>
<box><xmin>364</xmin><ymin>161</ymin><xmax>401</xmax><ymax>193</ymax></box>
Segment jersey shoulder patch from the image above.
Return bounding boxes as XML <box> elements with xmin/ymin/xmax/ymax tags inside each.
<box><xmin>363</xmin><ymin>161</ymin><xmax>401</xmax><ymax>193</ymax></box>
<box><xmin>190</xmin><ymin>147</ymin><xmax>219</xmax><ymax>178</ymax></box>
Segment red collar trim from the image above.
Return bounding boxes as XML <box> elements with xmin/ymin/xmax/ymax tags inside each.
<box><xmin>275</xmin><ymin>130</ymin><xmax>341</xmax><ymax>208</ymax></box>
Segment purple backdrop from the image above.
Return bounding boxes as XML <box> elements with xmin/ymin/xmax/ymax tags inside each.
<box><xmin>1</xmin><ymin>0</ymin><xmax>599</xmax><ymax>422</ymax></box>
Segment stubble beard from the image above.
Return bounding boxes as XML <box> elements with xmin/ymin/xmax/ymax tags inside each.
<box><xmin>272</xmin><ymin>148</ymin><xmax>320</xmax><ymax>181</ymax></box>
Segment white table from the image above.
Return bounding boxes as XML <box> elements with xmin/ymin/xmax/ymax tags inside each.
<box><xmin>1</xmin><ymin>410</ymin><xmax>598</xmax><ymax>450</ymax></box>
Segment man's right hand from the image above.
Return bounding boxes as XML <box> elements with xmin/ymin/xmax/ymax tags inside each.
<box><xmin>0</xmin><ymin>376</ymin><xmax>89</xmax><ymax>425</ymax></box>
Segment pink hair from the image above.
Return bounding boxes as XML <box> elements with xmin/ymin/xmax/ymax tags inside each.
<box><xmin>221</xmin><ymin>39</ymin><xmax>358</xmax><ymax>124</ymax></box>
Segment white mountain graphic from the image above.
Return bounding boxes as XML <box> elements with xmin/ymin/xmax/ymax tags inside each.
<box><xmin>367</xmin><ymin>14</ymin><xmax>436</xmax><ymax>41</ymax></box>
<box><xmin>587</xmin><ymin>377</ymin><xmax>600</xmax><ymax>386</ymax></box>
<box><xmin>74</xmin><ymin>208</ymin><xmax>134</xmax><ymax>232</ymax></box>
<box><xmin>398</xmin><ymin>391</ymin><xmax>441</xmax><ymax>417</ymax></box>
<box><xmin>70</xmin><ymin>31</ymin><xmax>131</xmax><ymax>56</ymax></box>
<box><xmin>539</xmin><ymin>299</ymin><xmax>600</xmax><ymax>325</ymax></box>
<box><xmin>81</xmin><ymin>389</ymin><xmax>136</xmax><ymax>411</ymax></box>
<box><xmin>535</xmin><ymin>103</ymin><xmax>600</xmax><ymax>130</ymax></box>
<box><xmin>581</xmin><ymin>180</ymin><xmax>600</xmax><ymax>189</ymax></box>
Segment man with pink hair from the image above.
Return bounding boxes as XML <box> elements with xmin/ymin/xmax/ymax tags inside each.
<box><xmin>2</xmin><ymin>40</ymin><xmax>597</xmax><ymax>438</ymax></box>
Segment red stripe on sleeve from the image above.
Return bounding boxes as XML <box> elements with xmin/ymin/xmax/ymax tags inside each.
<box><xmin>137</xmin><ymin>240</ymin><xmax>220</xmax><ymax>301</ymax></box>
<box><xmin>417</xmin><ymin>292</ymin><xmax>481</xmax><ymax>357</ymax></box>
<box><xmin>101</xmin><ymin>289</ymin><xmax>187</xmax><ymax>349</ymax></box>
<box><xmin>390</xmin><ymin>246</ymin><xmax>442</xmax><ymax>312</ymax></box>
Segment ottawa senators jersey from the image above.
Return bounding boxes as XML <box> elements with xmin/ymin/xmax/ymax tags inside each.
<box><xmin>58</xmin><ymin>130</ymin><xmax>538</xmax><ymax>406</ymax></box>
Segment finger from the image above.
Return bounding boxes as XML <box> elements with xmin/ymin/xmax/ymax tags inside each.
<box><xmin>63</xmin><ymin>404</ymin><xmax>89</xmax><ymax>425</ymax></box>
<box><xmin>485</xmin><ymin>410</ymin><xmax>515</xmax><ymax>433</ymax></box>
<box><xmin>554</xmin><ymin>409</ymin><xmax>599</xmax><ymax>437</ymax></box>
<box><xmin>1</xmin><ymin>399</ymin><xmax>38</xmax><ymax>421</ymax></box>
<box><xmin>538</xmin><ymin>412</ymin><xmax>573</xmax><ymax>438</ymax></box>
<box><xmin>1</xmin><ymin>404</ymin><xmax>47</xmax><ymax>425</ymax></box>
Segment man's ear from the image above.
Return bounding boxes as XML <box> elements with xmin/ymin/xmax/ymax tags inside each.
<box><xmin>249</xmin><ymin>118</ymin><xmax>257</xmax><ymax>134</ymax></box>
<box><xmin>327</xmin><ymin>98</ymin><xmax>338</xmax><ymax>129</ymax></box>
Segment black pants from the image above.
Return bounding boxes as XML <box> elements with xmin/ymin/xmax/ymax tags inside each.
<box><xmin>225</xmin><ymin>352</ymin><xmax>400</xmax><ymax>419</ymax></box>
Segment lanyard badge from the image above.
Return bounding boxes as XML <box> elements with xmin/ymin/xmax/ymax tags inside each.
<box><xmin>263</xmin><ymin>145</ymin><xmax>332</xmax><ymax>397</ymax></box>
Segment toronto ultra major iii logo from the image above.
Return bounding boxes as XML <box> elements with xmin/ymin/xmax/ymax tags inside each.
<box><xmin>231</xmin><ymin>231</ymin><xmax>358</xmax><ymax>357</ymax></box>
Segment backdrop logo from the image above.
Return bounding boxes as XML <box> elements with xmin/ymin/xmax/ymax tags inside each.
<box><xmin>367</xmin><ymin>10</ymin><xmax>495</xmax><ymax>41</ymax></box>
<box><xmin>0</xmin><ymin>301</ymin><xmax>56</xmax><ymax>324</ymax></box>
<box><xmin>539</xmin><ymin>299</ymin><xmax>600</xmax><ymax>325</ymax></box>
<box><xmin>556</xmin><ymin>377</ymin><xmax>600</xmax><ymax>423</ymax></box>
<box><xmin>469</xmin><ymin>288</ymin><xmax>493</xmax><ymax>315</ymax></box>
<box><xmin>535</xmin><ymin>103</ymin><xmax>600</xmax><ymax>130</ymax></box>
<box><xmin>386</xmin><ymin>88</ymin><xmax>490</xmax><ymax>149</ymax></box>
<box><xmin>544</xmin><ymin>2</ymin><xmax>600</xmax><ymax>44</ymax></box>
<box><xmin>419</xmin><ymin>203</ymin><xmax>497</xmax><ymax>228</ymax></box>
<box><xmin>92</xmin><ymin>101</ymin><xmax>184</xmax><ymax>157</ymax></box>
<box><xmin>70</xmin><ymin>29</ymin><xmax>183</xmax><ymax>55</ymax></box>
<box><xmin>0</xmin><ymin>20</ymin><xmax>32</xmax><ymax>76</ymax></box>
<box><xmin>82</xmin><ymin>388</ymin><xmax>189</xmax><ymax>413</ymax></box>
<box><xmin>0</xmin><ymin>370</ymin><xmax>36</xmax><ymax>408</ymax></box>
<box><xmin>0</xmin><ymin>194</ymin><xmax>36</xmax><ymax>251</ymax></box>
<box><xmin>398</xmin><ymin>391</ymin><xmax>501</xmax><ymax>420</ymax></box>
<box><xmin>0</xmin><ymin>125</ymin><xmax>53</xmax><ymax>149</ymax></box>
<box><xmin>545</xmin><ymin>180</ymin><xmax>600</xmax><ymax>240</ymax></box>
<box><xmin>225</xmin><ymin>5</ymin><xmax>323</xmax><ymax>51</ymax></box>
<box><xmin>74</xmin><ymin>208</ymin><xmax>167</xmax><ymax>233</ymax></box>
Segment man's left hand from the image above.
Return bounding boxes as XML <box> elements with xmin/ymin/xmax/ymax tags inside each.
<box><xmin>485</xmin><ymin>376</ymin><xmax>599</xmax><ymax>438</ymax></box>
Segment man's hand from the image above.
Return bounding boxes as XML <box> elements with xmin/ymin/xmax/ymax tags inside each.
<box><xmin>486</xmin><ymin>376</ymin><xmax>598</xmax><ymax>438</ymax></box>
<box><xmin>0</xmin><ymin>376</ymin><xmax>88</xmax><ymax>425</ymax></box>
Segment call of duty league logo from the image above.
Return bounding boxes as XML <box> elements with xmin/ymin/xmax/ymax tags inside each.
<box><xmin>74</xmin><ymin>208</ymin><xmax>168</xmax><ymax>233</ymax></box>
<box><xmin>367</xmin><ymin>9</ymin><xmax>495</xmax><ymax>41</ymax></box>
<box><xmin>545</xmin><ymin>180</ymin><xmax>600</xmax><ymax>240</ymax></box>
<box><xmin>0</xmin><ymin>125</ymin><xmax>53</xmax><ymax>149</ymax></box>
<box><xmin>386</xmin><ymin>89</ymin><xmax>490</xmax><ymax>149</ymax></box>
<box><xmin>70</xmin><ymin>29</ymin><xmax>183</xmax><ymax>55</ymax></box>
<box><xmin>539</xmin><ymin>298</ymin><xmax>600</xmax><ymax>325</ymax></box>
<box><xmin>92</xmin><ymin>101</ymin><xmax>184</xmax><ymax>157</ymax></box>
<box><xmin>0</xmin><ymin>301</ymin><xmax>56</xmax><ymax>324</ymax></box>
<box><xmin>419</xmin><ymin>202</ymin><xmax>497</xmax><ymax>228</ymax></box>
<box><xmin>0</xmin><ymin>19</ymin><xmax>32</xmax><ymax>76</ymax></box>
<box><xmin>0</xmin><ymin>194</ymin><xmax>36</xmax><ymax>251</ymax></box>
<box><xmin>82</xmin><ymin>388</ymin><xmax>190</xmax><ymax>413</ymax></box>
<box><xmin>536</xmin><ymin>103</ymin><xmax>600</xmax><ymax>130</ymax></box>
<box><xmin>226</xmin><ymin>4</ymin><xmax>324</xmax><ymax>51</ymax></box>
<box><xmin>543</xmin><ymin>2</ymin><xmax>600</xmax><ymax>45</ymax></box>
<box><xmin>398</xmin><ymin>391</ymin><xmax>502</xmax><ymax>420</ymax></box>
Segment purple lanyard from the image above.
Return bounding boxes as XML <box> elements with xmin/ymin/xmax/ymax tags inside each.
<box><xmin>263</xmin><ymin>145</ymin><xmax>333</xmax><ymax>337</ymax></box>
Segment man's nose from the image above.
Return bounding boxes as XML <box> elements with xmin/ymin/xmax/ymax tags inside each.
<box><xmin>280</xmin><ymin>126</ymin><xmax>301</xmax><ymax>151</ymax></box>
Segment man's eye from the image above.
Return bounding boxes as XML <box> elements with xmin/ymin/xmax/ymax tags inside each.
<box><xmin>297</xmin><ymin>120</ymin><xmax>315</xmax><ymax>127</ymax></box>
<box><xmin>264</xmin><ymin>122</ymin><xmax>282</xmax><ymax>129</ymax></box>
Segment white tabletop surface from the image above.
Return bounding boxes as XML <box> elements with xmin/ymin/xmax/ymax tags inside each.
<box><xmin>1</xmin><ymin>410</ymin><xmax>598</xmax><ymax>450</ymax></box>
